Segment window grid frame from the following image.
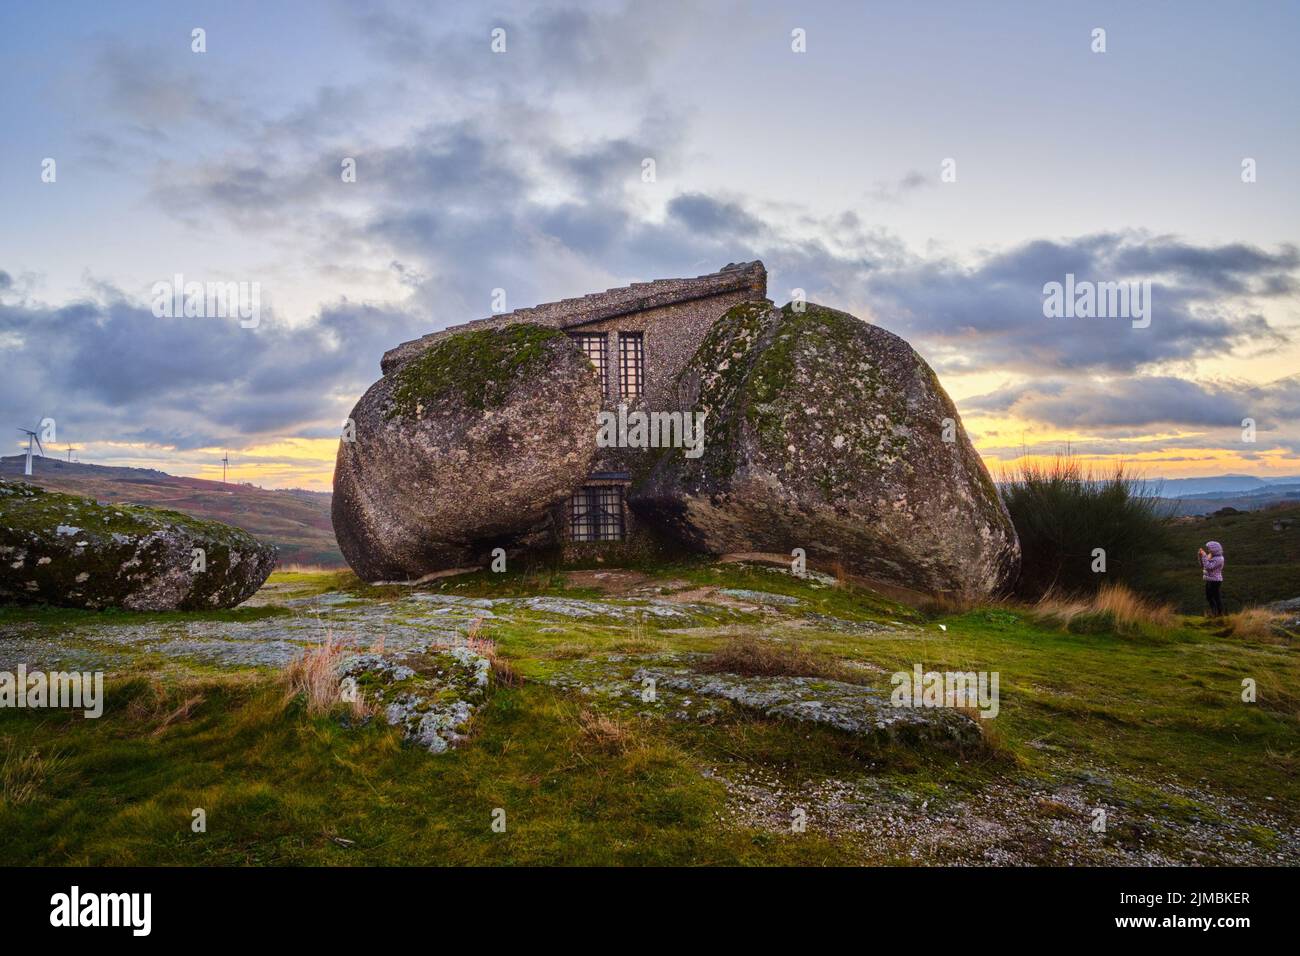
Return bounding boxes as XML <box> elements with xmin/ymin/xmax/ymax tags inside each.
<box><xmin>570</xmin><ymin>332</ymin><xmax>609</xmax><ymax>397</ymax></box>
<box><xmin>619</xmin><ymin>331</ymin><xmax>645</xmax><ymax>399</ymax></box>
<box><xmin>568</xmin><ymin>485</ymin><xmax>626</xmax><ymax>542</ymax></box>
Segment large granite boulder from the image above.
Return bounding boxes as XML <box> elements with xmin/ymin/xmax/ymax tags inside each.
<box><xmin>333</xmin><ymin>323</ymin><xmax>601</xmax><ymax>580</ymax></box>
<box><xmin>0</xmin><ymin>480</ymin><xmax>276</xmax><ymax>610</ymax></box>
<box><xmin>630</xmin><ymin>302</ymin><xmax>1020</xmax><ymax>596</ymax></box>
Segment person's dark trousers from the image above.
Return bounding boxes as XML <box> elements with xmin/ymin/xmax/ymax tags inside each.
<box><xmin>1205</xmin><ymin>580</ymin><xmax>1224</xmax><ymax>617</ymax></box>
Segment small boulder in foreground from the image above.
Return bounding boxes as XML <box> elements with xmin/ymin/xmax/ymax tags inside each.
<box><xmin>0</xmin><ymin>480</ymin><xmax>276</xmax><ymax>610</ymax></box>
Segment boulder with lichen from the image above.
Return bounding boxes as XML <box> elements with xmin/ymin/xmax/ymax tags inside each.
<box><xmin>332</xmin><ymin>323</ymin><xmax>602</xmax><ymax>580</ymax></box>
<box><xmin>0</xmin><ymin>480</ymin><xmax>276</xmax><ymax>610</ymax></box>
<box><xmin>629</xmin><ymin>302</ymin><xmax>1019</xmax><ymax>596</ymax></box>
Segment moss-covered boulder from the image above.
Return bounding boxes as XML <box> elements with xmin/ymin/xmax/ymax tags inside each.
<box><xmin>629</xmin><ymin>302</ymin><xmax>1020</xmax><ymax>596</ymax></box>
<box><xmin>333</xmin><ymin>323</ymin><xmax>602</xmax><ymax>580</ymax></box>
<box><xmin>0</xmin><ymin>480</ymin><xmax>276</xmax><ymax>610</ymax></box>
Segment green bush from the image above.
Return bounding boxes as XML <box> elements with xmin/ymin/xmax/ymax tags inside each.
<box><xmin>1001</xmin><ymin>454</ymin><xmax>1171</xmax><ymax>599</ymax></box>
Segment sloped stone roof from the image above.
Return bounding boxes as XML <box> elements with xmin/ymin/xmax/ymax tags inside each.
<box><xmin>381</xmin><ymin>260</ymin><xmax>766</xmax><ymax>374</ymax></box>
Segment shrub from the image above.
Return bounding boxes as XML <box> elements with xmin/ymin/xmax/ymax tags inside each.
<box><xmin>1002</xmin><ymin>453</ymin><xmax>1171</xmax><ymax>599</ymax></box>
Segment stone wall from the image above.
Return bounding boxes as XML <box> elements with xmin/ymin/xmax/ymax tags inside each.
<box><xmin>561</xmin><ymin>288</ymin><xmax>770</xmax><ymax>556</ymax></box>
<box><xmin>381</xmin><ymin>261</ymin><xmax>767</xmax><ymax>375</ymax></box>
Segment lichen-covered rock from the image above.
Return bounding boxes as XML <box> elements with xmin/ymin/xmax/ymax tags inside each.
<box><xmin>333</xmin><ymin>324</ymin><xmax>602</xmax><ymax>580</ymax></box>
<box><xmin>0</xmin><ymin>480</ymin><xmax>276</xmax><ymax>610</ymax></box>
<box><xmin>633</xmin><ymin>666</ymin><xmax>983</xmax><ymax>748</ymax></box>
<box><xmin>338</xmin><ymin>644</ymin><xmax>491</xmax><ymax>753</ymax></box>
<box><xmin>630</xmin><ymin>302</ymin><xmax>1019</xmax><ymax>596</ymax></box>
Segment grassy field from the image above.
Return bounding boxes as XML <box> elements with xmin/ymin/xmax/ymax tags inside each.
<box><xmin>1</xmin><ymin>562</ymin><xmax>1296</xmax><ymax>865</ymax></box>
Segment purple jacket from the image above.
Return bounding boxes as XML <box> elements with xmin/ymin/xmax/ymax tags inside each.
<box><xmin>1200</xmin><ymin>540</ymin><xmax>1224</xmax><ymax>582</ymax></box>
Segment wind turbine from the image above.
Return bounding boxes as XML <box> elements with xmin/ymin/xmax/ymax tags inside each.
<box><xmin>222</xmin><ymin>451</ymin><xmax>230</xmax><ymax>485</ymax></box>
<box><xmin>66</xmin><ymin>444</ymin><xmax>79</xmax><ymax>463</ymax></box>
<box><xmin>17</xmin><ymin>427</ymin><xmax>43</xmax><ymax>477</ymax></box>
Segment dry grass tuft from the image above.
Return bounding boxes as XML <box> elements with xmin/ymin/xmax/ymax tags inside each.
<box><xmin>124</xmin><ymin>678</ymin><xmax>207</xmax><ymax>736</ymax></box>
<box><xmin>1223</xmin><ymin>607</ymin><xmax>1289</xmax><ymax>642</ymax></box>
<box><xmin>609</xmin><ymin>619</ymin><xmax>661</xmax><ymax>655</ymax></box>
<box><xmin>577</xmin><ymin>707</ymin><xmax>634</xmax><ymax>755</ymax></box>
<box><xmin>952</xmin><ymin>707</ymin><xmax>1020</xmax><ymax>763</ymax></box>
<box><xmin>148</xmin><ymin>694</ymin><xmax>206</xmax><ymax>738</ymax></box>
<box><xmin>609</xmin><ymin>637</ymin><xmax>660</xmax><ymax>654</ymax></box>
<box><xmin>1029</xmin><ymin>589</ymin><xmax>1092</xmax><ymax>628</ymax></box>
<box><xmin>1</xmin><ymin>739</ymin><xmax>67</xmax><ymax>807</ymax></box>
<box><xmin>699</xmin><ymin>635</ymin><xmax>850</xmax><ymax>682</ymax></box>
<box><xmin>920</xmin><ymin>591</ymin><xmax>981</xmax><ymax>616</ymax></box>
<box><xmin>467</xmin><ymin>617</ymin><xmax>523</xmax><ymax>687</ymax></box>
<box><xmin>1092</xmin><ymin>583</ymin><xmax>1178</xmax><ymax>629</ymax></box>
<box><xmin>280</xmin><ymin>636</ymin><xmax>370</xmax><ymax>717</ymax></box>
<box><xmin>1033</xmin><ymin>582</ymin><xmax>1177</xmax><ymax>633</ymax></box>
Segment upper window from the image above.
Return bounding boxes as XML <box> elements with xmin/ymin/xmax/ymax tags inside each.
<box><xmin>570</xmin><ymin>332</ymin><xmax>608</xmax><ymax>396</ymax></box>
<box><xmin>619</xmin><ymin>332</ymin><xmax>644</xmax><ymax>399</ymax></box>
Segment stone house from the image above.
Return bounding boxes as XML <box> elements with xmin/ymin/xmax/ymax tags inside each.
<box><xmin>381</xmin><ymin>261</ymin><xmax>768</xmax><ymax>556</ymax></box>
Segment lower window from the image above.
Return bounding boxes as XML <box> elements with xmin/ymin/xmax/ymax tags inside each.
<box><xmin>569</xmin><ymin>485</ymin><xmax>625</xmax><ymax>542</ymax></box>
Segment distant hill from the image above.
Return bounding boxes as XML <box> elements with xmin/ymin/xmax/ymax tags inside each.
<box><xmin>1131</xmin><ymin>502</ymin><xmax>1300</xmax><ymax>613</ymax></box>
<box><xmin>1143</xmin><ymin>474</ymin><xmax>1300</xmax><ymax>515</ymax></box>
<box><xmin>0</xmin><ymin>455</ymin><xmax>344</xmax><ymax>568</ymax></box>
<box><xmin>1152</xmin><ymin>474</ymin><xmax>1295</xmax><ymax>497</ymax></box>
<box><xmin>1158</xmin><ymin>485</ymin><xmax>1300</xmax><ymax>516</ymax></box>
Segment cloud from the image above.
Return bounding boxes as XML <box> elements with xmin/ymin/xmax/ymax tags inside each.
<box><xmin>0</xmin><ymin>286</ymin><xmax>428</xmax><ymax>452</ymax></box>
<box><xmin>966</xmin><ymin>375</ymin><xmax>1300</xmax><ymax>430</ymax></box>
<box><xmin>667</xmin><ymin>193</ymin><xmax>769</xmax><ymax>239</ymax></box>
<box><xmin>348</xmin><ymin>0</ymin><xmax>696</xmax><ymax>94</ymax></box>
<box><xmin>857</xmin><ymin>233</ymin><xmax>1293</xmax><ymax>375</ymax></box>
<box><xmin>864</xmin><ymin>170</ymin><xmax>934</xmax><ymax>205</ymax></box>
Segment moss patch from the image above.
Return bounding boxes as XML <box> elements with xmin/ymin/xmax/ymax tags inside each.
<box><xmin>386</xmin><ymin>323</ymin><xmax>569</xmax><ymax>418</ymax></box>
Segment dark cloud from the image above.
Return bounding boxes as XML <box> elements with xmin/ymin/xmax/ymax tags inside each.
<box><xmin>857</xmin><ymin>233</ymin><xmax>1292</xmax><ymax>375</ymax></box>
<box><xmin>668</xmin><ymin>194</ymin><xmax>768</xmax><ymax>239</ymax></box>
<box><xmin>1111</xmin><ymin>240</ymin><xmax>1300</xmax><ymax>297</ymax></box>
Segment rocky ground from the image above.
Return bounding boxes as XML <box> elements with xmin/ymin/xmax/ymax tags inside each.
<box><xmin>2</xmin><ymin>561</ymin><xmax>1296</xmax><ymax>866</ymax></box>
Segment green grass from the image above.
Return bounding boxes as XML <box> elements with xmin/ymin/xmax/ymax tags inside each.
<box><xmin>1</xmin><ymin>563</ymin><xmax>1296</xmax><ymax>865</ymax></box>
<box><xmin>0</xmin><ymin>675</ymin><xmax>872</xmax><ymax>865</ymax></box>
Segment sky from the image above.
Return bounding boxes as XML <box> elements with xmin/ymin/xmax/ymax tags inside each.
<box><xmin>1</xmin><ymin>0</ymin><xmax>1298</xmax><ymax>491</ymax></box>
